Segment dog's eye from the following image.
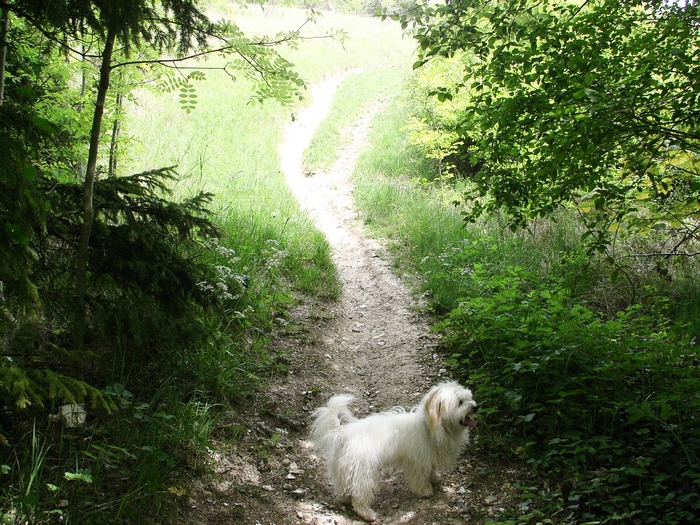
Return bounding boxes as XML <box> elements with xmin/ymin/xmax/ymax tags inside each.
<box><xmin>458</xmin><ymin>400</ymin><xmax>463</xmax><ymax>406</ymax></box>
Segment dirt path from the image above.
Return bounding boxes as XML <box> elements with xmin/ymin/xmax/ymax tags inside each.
<box><xmin>278</xmin><ymin>74</ymin><xmax>442</xmax><ymax>413</ymax></box>
<box><xmin>183</xmin><ymin>75</ymin><xmax>518</xmax><ymax>525</ymax></box>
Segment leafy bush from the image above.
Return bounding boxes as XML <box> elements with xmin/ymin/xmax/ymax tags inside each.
<box><xmin>394</xmin><ymin>0</ymin><xmax>700</xmax><ymax>257</ymax></box>
<box><xmin>0</xmin><ymin>384</ymin><xmax>218</xmax><ymax>524</ymax></box>
<box><xmin>438</xmin><ymin>263</ymin><xmax>700</xmax><ymax>523</ymax></box>
<box><xmin>402</xmin><ymin>55</ymin><xmax>476</xmax><ymax>182</ymax></box>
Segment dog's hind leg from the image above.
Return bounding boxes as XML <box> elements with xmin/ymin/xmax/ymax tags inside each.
<box><xmin>349</xmin><ymin>464</ymin><xmax>379</xmax><ymax>522</ymax></box>
<box><xmin>328</xmin><ymin>457</ymin><xmax>352</xmax><ymax>504</ymax></box>
<box><xmin>352</xmin><ymin>497</ymin><xmax>378</xmax><ymax>522</ymax></box>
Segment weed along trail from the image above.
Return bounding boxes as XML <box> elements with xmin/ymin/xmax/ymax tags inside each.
<box><xmin>183</xmin><ymin>76</ymin><xmax>516</xmax><ymax>525</ymax></box>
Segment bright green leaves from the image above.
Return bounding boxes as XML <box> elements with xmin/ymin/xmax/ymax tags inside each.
<box><xmin>436</xmin><ymin>262</ymin><xmax>700</xmax><ymax>523</ymax></box>
<box><xmin>64</xmin><ymin>470</ymin><xmax>93</xmax><ymax>483</ymax></box>
<box><xmin>30</xmin><ymin>115</ymin><xmax>58</xmax><ymax>135</ymax></box>
<box><xmin>156</xmin><ymin>71</ymin><xmax>204</xmax><ymax>113</ymax></box>
<box><xmin>178</xmin><ymin>80</ymin><xmax>198</xmax><ymax>113</ymax></box>
<box><xmin>146</xmin><ymin>18</ymin><xmax>311</xmax><ymax>108</ymax></box>
<box><xmin>405</xmin><ymin>0</ymin><xmax>700</xmax><ymax>256</ymax></box>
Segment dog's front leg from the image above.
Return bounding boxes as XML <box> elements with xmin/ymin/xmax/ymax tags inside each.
<box><xmin>406</xmin><ymin>460</ymin><xmax>435</xmax><ymax>498</ymax></box>
<box><xmin>409</xmin><ymin>478</ymin><xmax>434</xmax><ymax>498</ymax></box>
<box><xmin>352</xmin><ymin>503</ymin><xmax>378</xmax><ymax>522</ymax></box>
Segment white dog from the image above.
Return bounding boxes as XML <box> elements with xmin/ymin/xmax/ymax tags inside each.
<box><xmin>311</xmin><ymin>382</ymin><xmax>478</xmax><ymax>521</ymax></box>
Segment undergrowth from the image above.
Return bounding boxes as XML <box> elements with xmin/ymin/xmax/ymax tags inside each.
<box><xmin>439</xmin><ymin>263</ymin><xmax>699</xmax><ymax>524</ymax></box>
<box><xmin>0</xmin><ymin>167</ymin><xmax>310</xmax><ymax>522</ymax></box>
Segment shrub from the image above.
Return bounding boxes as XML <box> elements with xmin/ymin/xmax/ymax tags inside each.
<box><xmin>438</xmin><ymin>264</ymin><xmax>700</xmax><ymax>523</ymax></box>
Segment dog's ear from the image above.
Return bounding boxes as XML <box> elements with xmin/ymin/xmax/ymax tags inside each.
<box><xmin>424</xmin><ymin>388</ymin><xmax>444</xmax><ymax>434</ymax></box>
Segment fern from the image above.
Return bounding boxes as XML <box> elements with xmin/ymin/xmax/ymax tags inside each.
<box><xmin>41</xmin><ymin>370</ymin><xmax>116</xmax><ymax>413</ymax></box>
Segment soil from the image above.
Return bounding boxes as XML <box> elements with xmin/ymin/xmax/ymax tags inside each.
<box><xmin>180</xmin><ymin>74</ymin><xmax>526</xmax><ymax>525</ymax></box>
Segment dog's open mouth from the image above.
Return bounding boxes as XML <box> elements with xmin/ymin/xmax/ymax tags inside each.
<box><xmin>461</xmin><ymin>416</ymin><xmax>479</xmax><ymax>428</ymax></box>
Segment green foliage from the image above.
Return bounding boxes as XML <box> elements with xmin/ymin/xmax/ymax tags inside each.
<box><xmin>0</xmin><ymin>361</ymin><xmax>116</xmax><ymax>413</ymax></box>
<box><xmin>402</xmin><ymin>56</ymin><xmax>471</xmax><ymax>181</ymax></box>
<box><xmin>14</xmin><ymin>0</ymin><xmax>213</xmax><ymax>56</ymax></box>
<box><xmin>437</xmin><ymin>264</ymin><xmax>700</xmax><ymax>523</ymax></box>
<box><xmin>392</xmin><ymin>0</ymin><xmax>700</xmax><ymax>256</ymax></box>
<box><xmin>1</xmin><ymin>385</ymin><xmax>220</xmax><ymax>524</ymax></box>
<box><xmin>48</xmin><ymin>167</ymin><xmax>220</xmax><ymax>309</ymax></box>
<box><xmin>197</xmin><ymin>17</ymin><xmax>308</xmax><ymax>106</ymax></box>
<box><xmin>257</xmin><ymin>0</ymin><xmax>419</xmax><ymax>16</ymax></box>
<box><xmin>1</xmin><ymin>163</ymin><xmax>239</xmax><ymax>408</ymax></box>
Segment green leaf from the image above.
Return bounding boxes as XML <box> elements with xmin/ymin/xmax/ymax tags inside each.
<box><xmin>31</xmin><ymin>115</ymin><xmax>57</xmax><ymax>135</ymax></box>
<box><xmin>64</xmin><ymin>470</ymin><xmax>93</xmax><ymax>483</ymax></box>
<box><xmin>23</xmin><ymin>165</ymin><xmax>38</xmax><ymax>181</ymax></box>
<box><xmin>4</xmin><ymin>222</ymin><xmax>30</xmax><ymax>246</ymax></box>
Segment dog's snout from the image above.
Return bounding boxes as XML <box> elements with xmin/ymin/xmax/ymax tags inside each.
<box><xmin>472</xmin><ymin>404</ymin><xmax>479</xmax><ymax>413</ymax></box>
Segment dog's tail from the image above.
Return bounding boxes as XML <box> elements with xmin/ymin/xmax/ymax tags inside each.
<box><xmin>310</xmin><ymin>394</ymin><xmax>357</xmax><ymax>453</ymax></box>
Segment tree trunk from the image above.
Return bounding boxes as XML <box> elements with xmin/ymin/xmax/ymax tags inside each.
<box><xmin>108</xmin><ymin>91</ymin><xmax>123</xmax><ymax>177</ymax></box>
<box><xmin>74</xmin><ymin>28</ymin><xmax>116</xmax><ymax>347</ymax></box>
<box><xmin>0</xmin><ymin>9</ymin><xmax>8</xmax><ymax>314</ymax></box>
<box><xmin>74</xmin><ymin>44</ymin><xmax>87</xmax><ymax>179</ymax></box>
<box><xmin>0</xmin><ymin>9</ymin><xmax>8</xmax><ymax>107</ymax></box>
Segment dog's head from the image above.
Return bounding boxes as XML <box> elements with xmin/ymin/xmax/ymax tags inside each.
<box><xmin>421</xmin><ymin>382</ymin><xmax>478</xmax><ymax>437</ymax></box>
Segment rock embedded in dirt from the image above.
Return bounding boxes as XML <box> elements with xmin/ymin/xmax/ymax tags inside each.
<box><xmin>292</xmin><ymin>488</ymin><xmax>308</xmax><ymax>499</ymax></box>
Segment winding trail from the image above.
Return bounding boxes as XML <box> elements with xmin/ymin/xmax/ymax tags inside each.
<box><xmin>183</xmin><ymin>75</ymin><xmax>513</xmax><ymax>525</ymax></box>
<box><xmin>278</xmin><ymin>74</ymin><xmax>439</xmax><ymax>411</ymax></box>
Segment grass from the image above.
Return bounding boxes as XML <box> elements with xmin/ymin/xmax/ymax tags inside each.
<box><xmin>303</xmin><ymin>67</ymin><xmax>409</xmax><ymax>171</ymax></box>
<box><xmin>221</xmin><ymin>3</ymin><xmax>415</xmax><ymax>80</ymax></box>
<box><xmin>123</xmin><ymin>3</ymin><xmax>414</xmax><ymax>186</ymax></box>
<box><xmin>123</xmin><ymin>4</ymin><xmax>415</xmax><ymax>301</ymax></box>
<box><xmin>352</xmin><ymin>91</ymin><xmax>601</xmax><ymax>310</ymax></box>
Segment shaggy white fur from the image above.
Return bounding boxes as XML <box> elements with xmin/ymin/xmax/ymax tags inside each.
<box><xmin>311</xmin><ymin>382</ymin><xmax>478</xmax><ymax>522</ymax></box>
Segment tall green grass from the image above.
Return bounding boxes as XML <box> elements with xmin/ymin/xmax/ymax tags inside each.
<box><xmin>303</xmin><ymin>67</ymin><xmax>409</xmax><ymax>171</ymax></box>
<box><xmin>352</xmin><ymin>93</ymin><xmax>588</xmax><ymax>310</ymax></box>
<box><xmin>124</xmin><ymin>4</ymin><xmax>415</xmax><ymax>302</ymax></box>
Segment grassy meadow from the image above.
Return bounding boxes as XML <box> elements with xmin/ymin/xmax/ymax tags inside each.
<box><xmin>123</xmin><ymin>3</ymin><xmax>415</xmax><ymax>301</ymax></box>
